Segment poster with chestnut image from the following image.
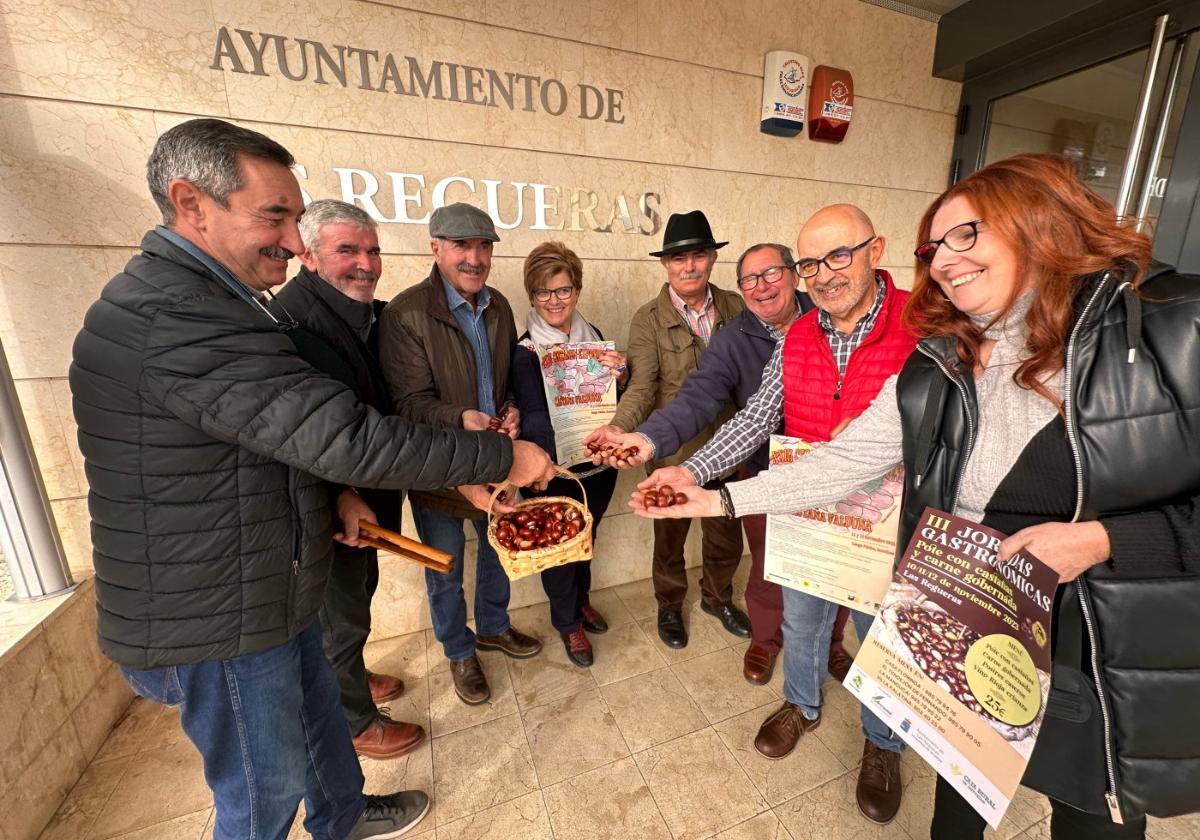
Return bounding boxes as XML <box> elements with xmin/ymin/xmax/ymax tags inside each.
<box><xmin>843</xmin><ymin>508</ymin><xmax>1057</xmax><ymax>829</ymax></box>
<box><xmin>533</xmin><ymin>341</ymin><xmax>619</xmax><ymax>466</ymax></box>
<box><xmin>762</xmin><ymin>435</ymin><xmax>901</xmax><ymax>613</ymax></box>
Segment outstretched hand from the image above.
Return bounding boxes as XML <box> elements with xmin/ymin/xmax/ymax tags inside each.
<box><xmin>629</xmin><ymin>485</ymin><xmax>722</xmax><ymax>519</ymax></box>
<box><xmin>638</xmin><ymin>465</ymin><xmax>698</xmax><ymax>492</ymax></box>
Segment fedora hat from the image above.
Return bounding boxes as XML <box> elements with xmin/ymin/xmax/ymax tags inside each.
<box><xmin>649</xmin><ymin>210</ymin><xmax>728</xmax><ymax>257</ymax></box>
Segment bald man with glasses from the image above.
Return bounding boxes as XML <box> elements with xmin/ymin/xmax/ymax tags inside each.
<box><xmin>641</xmin><ymin>204</ymin><xmax>919</xmax><ymax>826</ymax></box>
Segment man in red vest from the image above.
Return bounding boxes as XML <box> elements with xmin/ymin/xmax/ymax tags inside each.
<box><xmin>644</xmin><ymin>204</ymin><xmax>916</xmax><ymax>825</ymax></box>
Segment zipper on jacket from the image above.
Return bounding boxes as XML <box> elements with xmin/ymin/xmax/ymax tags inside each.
<box><xmin>1063</xmin><ymin>272</ymin><xmax>1123</xmax><ymax>824</ymax></box>
<box><xmin>833</xmin><ymin>378</ymin><xmax>842</xmax><ymax>400</ymax></box>
<box><xmin>915</xmin><ymin>345</ymin><xmax>976</xmax><ymax>509</ymax></box>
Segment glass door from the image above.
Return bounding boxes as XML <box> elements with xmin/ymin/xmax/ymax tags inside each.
<box><xmin>980</xmin><ymin>28</ymin><xmax>1195</xmax><ymax>240</ymax></box>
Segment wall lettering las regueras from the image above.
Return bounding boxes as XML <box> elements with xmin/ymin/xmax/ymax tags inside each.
<box><xmin>295</xmin><ymin>165</ymin><xmax>663</xmax><ymax>235</ymax></box>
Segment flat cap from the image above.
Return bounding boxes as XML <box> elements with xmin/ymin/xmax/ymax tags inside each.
<box><xmin>429</xmin><ymin>202</ymin><xmax>501</xmax><ymax>242</ymax></box>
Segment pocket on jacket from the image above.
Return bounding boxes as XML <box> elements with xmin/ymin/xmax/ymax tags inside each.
<box><xmin>1022</xmin><ymin>664</ymin><xmax>1108</xmax><ymax>815</ymax></box>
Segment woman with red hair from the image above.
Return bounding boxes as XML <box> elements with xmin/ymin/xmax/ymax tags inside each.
<box><xmin>632</xmin><ymin>153</ymin><xmax>1200</xmax><ymax>838</ymax></box>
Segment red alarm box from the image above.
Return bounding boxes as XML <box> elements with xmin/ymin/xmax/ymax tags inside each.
<box><xmin>808</xmin><ymin>66</ymin><xmax>854</xmax><ymax>143</ymax></box>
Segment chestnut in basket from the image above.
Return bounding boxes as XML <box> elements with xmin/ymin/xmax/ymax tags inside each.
<box><xmin>494</xmin><ymin>502</ymin><xmax>585</xmax><ymax>552</ymax></box>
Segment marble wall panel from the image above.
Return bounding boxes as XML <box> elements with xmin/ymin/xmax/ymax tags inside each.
<box><xmin>209</xmin><ymin>0</ymin><xmax>427</xmax><ymax>138</ymax></box>
<box><xmin>422</xmin><ymin>14</ymin><xmax>590</xmax><ymax>156</ymax></box>
<box><xmin>43</xmin><ymin>580</ymin><xmax>110</xmax><ymax>711</ymax></box>
<box><xmin>0</xmin><ymin>98</ymin><xmax>160</xmax><ymax>247</ymax></box>
<box><xmin>0</xmin><ymin>246</ymin><xmax>134</xmax><ymax>379</ymax></box>
<box><xmin>424</xmin><ymin>0</ymin><xmax>961</xmax><ymax>114</ymax></box>
<box><xmin>50</xmin><ymin>378</ymin><xmax>88</xmax><ymax>496</ymax></box>
<box><xmin>73</xmin><ymin>661</ymin><xmax>135</xmax><ymax>765</ymax></box>
<box><xmin>0</xmin><ymin>629</ymin><xmax>69</xmax><ymax>792</ymax></box>
<box><xmin>0</xmin><ymin>0</ymin><xmax>226</xmax><ymax>113</ymax></box>
<box><xmin>787</xmin><ymin>0</ymin><xmax>961</xmax><ymax>116</ymax></box>
<box><xmin>481</xmin><ymin>0</ymin><xmax>640</xmax><ymax>54</ymax></box>
<box><xmin>3</xmin><ymin>719</ymin><xmax>86</xmax><ymax>840</ymax></box>
<box><xmin>51</xmin><ymin>498</ymin><xmax>93</xmax><ymax>580</ymax></box>
<box><xmin>13</xmin><ymin>379</ymin><xmax>80</xmax><ymax>501</ymax></box>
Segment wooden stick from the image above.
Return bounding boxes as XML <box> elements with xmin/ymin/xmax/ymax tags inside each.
<box><xmin>357</xmin><ymin>521</ymin><xmax>454</xmax><ymax>574</ymax></box>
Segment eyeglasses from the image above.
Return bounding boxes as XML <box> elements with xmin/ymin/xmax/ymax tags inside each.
<box><xmin>793</xmin><ymin>237</ymin><xmax>876</xmax><ymax>279</ymax></box>
<box><xmin>736</xmin><ymin>264</ymin><xmax>791</xmax><ymax>291</ymax></box>
<box><xmin>914</xmin><ymin>220</ymin><xmax>982</xmax><ymax>264</ymax></box>
<box><xmin>532</xmin><ymin>286</ymin><xmax>577</xmax><ymax>302</ymax></box>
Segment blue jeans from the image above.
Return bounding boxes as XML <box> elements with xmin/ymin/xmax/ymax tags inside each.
<box><xmin>412</xmin><ymin>505</ymin><xmax>511</xmax><ymax>662</ymax></box>
<box><xmin>119</xmin><ymin>620</ymin><xmax>366</xmax><ymax>840</ymax></box>
<box><xmin>780</xmin><ymin>588</ymin><xmax>904</xmax><ymax>752</ymax></box>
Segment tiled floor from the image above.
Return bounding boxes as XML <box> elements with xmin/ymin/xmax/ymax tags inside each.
<box><xmin>36</xmin><ymin>572</ymin><xmax>1200</xmax><ymax>840</ymax></box>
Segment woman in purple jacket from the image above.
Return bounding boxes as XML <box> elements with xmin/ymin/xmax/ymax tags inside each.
<box><xmin>510</xmin><ymin>242</ymin><xmax>627</xmax><ymax>667</ymax></box>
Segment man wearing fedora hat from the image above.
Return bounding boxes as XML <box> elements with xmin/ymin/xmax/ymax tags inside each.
<box><xmin>594</xmin><ymin>210</ymin><xmax>749</xmax><ymax>649</ymax></box>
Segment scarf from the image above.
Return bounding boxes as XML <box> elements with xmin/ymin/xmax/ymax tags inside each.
<box><xmin>524</xmin><ymin>308</ymin><xmax>603</xmax><ymax>348</ymax></box>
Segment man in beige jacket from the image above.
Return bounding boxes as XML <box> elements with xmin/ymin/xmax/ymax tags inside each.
<box><xmin>588</xmin><ymin>210</ymin><xmax>748</xmax><ymax>649</ymax></box>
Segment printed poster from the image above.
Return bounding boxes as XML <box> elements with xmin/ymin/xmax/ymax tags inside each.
<box><xmin>844</xmin><ymin>508</ymin><xmax>1057</xmax><ymax>828</ymax></box>
<box><xmin>762</xmin><ymin>435</ymin><xmax>901</xmax><ymax>613</ymax></box>
<box><xmin>535</xmin><ymin>341</ymin><xmax>619</xmax><ymax>467</ymax></box>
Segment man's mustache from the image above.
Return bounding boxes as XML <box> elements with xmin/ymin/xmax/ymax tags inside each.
<box><xmin>260</xmin><ymin>246</ymin><xmax>296</xmax><ymax>260</ymax></box>
<box><xmin>456</xmin><ymin>263</ymin><xmax>486</xmax><ymax>275</ymax></box>
<box><xmin>344</xmin><ymin>269</ymin><xmax>376</xmax><ymax>282</ymax></box>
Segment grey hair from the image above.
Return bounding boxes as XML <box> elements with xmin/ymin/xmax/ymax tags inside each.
<box><xmin>299</xmin><ymin>199</ymin><xmax>378</xmax><ymax>252</ymax></box>
<box><xmin>735</xmin><ymin>242</ymin><xmax>795</xmax><ymax>279</ymax></box>
<box><xmin>147</xmin><ymin>118</ymin><xmax>294</xmax><ymax>225</ymax></box>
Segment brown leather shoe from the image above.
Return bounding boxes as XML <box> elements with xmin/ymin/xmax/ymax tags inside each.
<box><xmin>449</xmin><ymin>654</ymin><xmax>491</xmax><ymax>705</ymax></box>
<box><xmin>743</xmin><ymin>643</ymin><xmax>777</xmax><ymax>685</ymax></box>
<box><xmin>352</xmin><ymin>710</ymin><xmax>425</xmax><ymax>760</ymax></box>
<box><xmin>580</xmin><ymin>604</ymin><xmax>608</xmax><ymax>634</ymax></box>
<box><xmin>753</xmin><ymin>701</ymin><xmax>821</xmax><ymax>759</ymax></box>
<box><xmin>366</xmin><ymin>670</ymin><xmax>405</xmax><ymax>704</ymax></box>
<box><xmin>856</xmin><ymin>740</ymin><xmax>903</xmax><ymax>824</ymax></box>
<box><xmin>475</xmin><ymin>626</ymin><xmax>542</xmax><ymax>659</ymax></box>
<box><xmin>828</xmin><ymin>643</ymin><xmax>854</xmax><ymax>682</ymax></box>
<box><xmin>561</xmin><ymin>629</ymin><xmax>593</xmax><ymax>668</ymax></box>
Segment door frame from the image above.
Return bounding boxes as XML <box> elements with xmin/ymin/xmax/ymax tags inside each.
<box><xmin>946</xmin><ymin>0</ymin><xmax>1200</xmax><ymax>271</ymax></box>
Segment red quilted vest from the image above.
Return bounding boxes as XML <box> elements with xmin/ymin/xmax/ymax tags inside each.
<box><xmin>782</xmin><ymin>271</ymin><xmax>916</xmax><ymax>442</ymax></box>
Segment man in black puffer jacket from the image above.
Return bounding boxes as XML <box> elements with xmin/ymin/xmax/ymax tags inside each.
<box><xmin>271</xmin><ymin>199</ymin><xmax>426</xmax><ymax>764</ymax></box>
<box><xmin>69</xmin><ymin>119</ymin><xmax>554</xmax><ymax>840</ymax></box>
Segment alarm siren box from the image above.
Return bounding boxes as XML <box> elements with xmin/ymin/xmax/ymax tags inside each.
<box><xmin>760</xmin><ymin>51</ymin><xmax>810</xmax><ymax>137</ymax></box>
<box><xmin>808</xmin><ymin>65</ymin><xmax>854</xmax><ymax>143</ymax></box>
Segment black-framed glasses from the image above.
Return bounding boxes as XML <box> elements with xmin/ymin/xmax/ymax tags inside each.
<box><xmin>793</xmin><ymin>237</ymin><xmax>876</xmax><ymax>279</ymax></box>
<box><xmin>736</xmin><ymin>264</ymin><xmax>791</xmax><ymax>291</ymax></box>
<box><xmin>532</xmin><ymin>286</ymin><xmax>577</xmax><ymax>302</ymax></box>
<box><xmin>914</xmin><ymin>220</ymin><xmax>982</xmax><ymax>264</ymax></box>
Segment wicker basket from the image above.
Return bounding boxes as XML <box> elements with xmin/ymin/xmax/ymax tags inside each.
<box><xmin>487</xmin><ymin>466</ymin><xmax>594</xmax><ymax>581</ymax></box>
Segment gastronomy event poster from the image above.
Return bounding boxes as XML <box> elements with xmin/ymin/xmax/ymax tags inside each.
<box><xmin>534</xmin><ymin>341</ymin><xmax>619</xmax><ymax>466</ymax></box>
<box><xmin>762</xmin><ymin>435</ymin><xmax>901</xmax><ymax>613</ymax></box>
<box><xmin>844</xmin><ymin>508</ymin><xmax>1057</xmax><ymax>828</ymax></box>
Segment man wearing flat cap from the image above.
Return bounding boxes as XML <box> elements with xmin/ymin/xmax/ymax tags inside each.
<box><xmin>379</xmin><ymin>202</ymin><xmax>542</xmax><ymax>706</ymax></box>
<box><xmin>593</xmin><ymin>210</ymin><xmax>749</xmax><ymax>649</ymax></box>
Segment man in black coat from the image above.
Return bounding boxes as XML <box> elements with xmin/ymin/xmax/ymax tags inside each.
<box><xmin>70</xmin><ymin>119</ymin><xmax>554</xmax><ymax>840</ymax></box>
<box><xmin>271</xmin><ymin>199</ymin><xmax>421</xmax><ymax>762</ymax></box>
